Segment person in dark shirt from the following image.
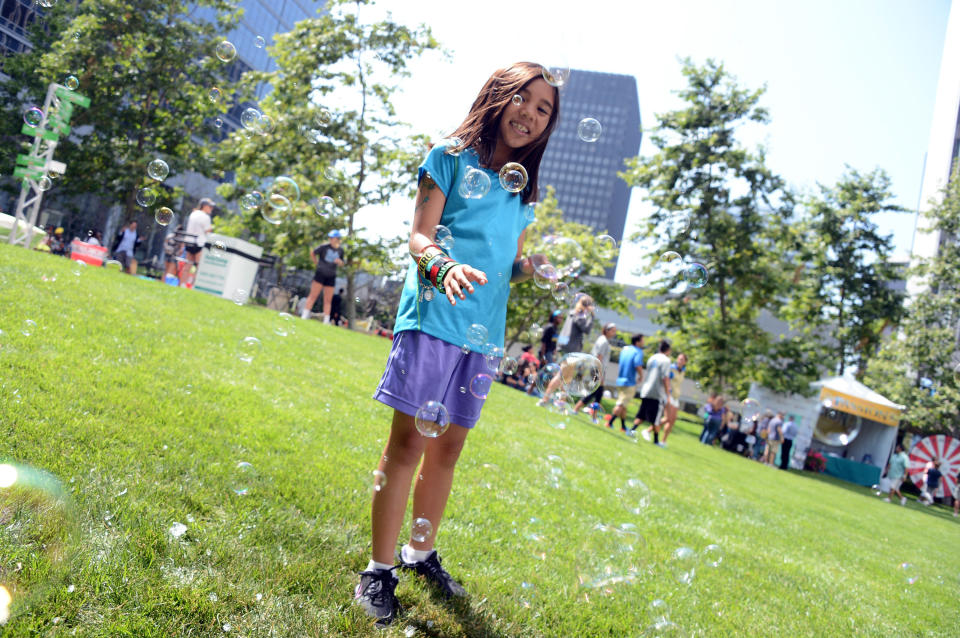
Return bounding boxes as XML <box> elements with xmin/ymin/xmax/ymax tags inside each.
<box><xmin>538</xmin><ymin>310</ymin><xmax>563</xmax><ymax>365</ymax></box>
<box><xmin>920</xmin><ymin>461</ymin><xmax>943</xmax><ymax>505</ymax></box>
<box><xmin>301</xmin><ymin>230</ymin><xmax>345</xmax><ymax>323</ymax></box>
<box><xmin>331</xmin><ymin>288</ymin><xmax>344</xmax><ymax>326</ymax></box>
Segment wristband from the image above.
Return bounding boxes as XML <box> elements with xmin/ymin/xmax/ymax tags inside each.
<box><xmin>411</xmin><ymin>243</ymin><xmax>442</xmax><ymax>261</ymax></box>
<box><xmin>436</xmin><ymin>261</ymin><xmax>459</xmax><ymax>293</ymax></box>
<box><xmin>428</xmin><ymin>259</ymin><xmax>444</xmax><ymax>286</ymax></box>
<box><xmin>418</xmin><ymin>251</ymin><xmax>444</xmax><ymax>278</ymax></box>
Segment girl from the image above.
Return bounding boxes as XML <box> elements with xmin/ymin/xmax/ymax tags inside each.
<box><xmin>355</xmin><ymin>62</ymin><xmax>560</xmax><ymax>625</ymax></box>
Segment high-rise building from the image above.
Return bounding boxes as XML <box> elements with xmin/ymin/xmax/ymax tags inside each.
<box><xmin>539</xmin><ymin>69</ymin><xmax>642</xmax><ymax>278</ymax></box>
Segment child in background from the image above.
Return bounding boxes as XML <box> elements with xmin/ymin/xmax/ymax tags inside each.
<box><xmin>356</xmin><ymin>62</ymin><xmax>561</xmax><ymax>626</ymax></box>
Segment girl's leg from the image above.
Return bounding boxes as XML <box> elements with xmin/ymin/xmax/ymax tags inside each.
<box><xmin>302</xmin><ymin>281</ymin><xmax>323</xmax><ymax>319</ymax></box>
<box><xmin>371</xmin><ymin>410</ymin><xmax>428</xmax><ymax>565</ymax></box>
<box><xmin>408</xmin><ymin>423</ymin><xmax>470</xmax><ymax>552</ymax></box>
<box><xmin>662</xmin><ymin>403</ymin><xmax>678</xmax><ymax>441</ymax></box>
<box><xmin>322</xmin><ymin>285</ymin><xmax>335</xmax><ymax>320</ymax></box>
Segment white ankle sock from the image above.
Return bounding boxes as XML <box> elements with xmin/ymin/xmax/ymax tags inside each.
<box><xmin>401</xmin><ymin>544</ymin><xmax>432</xmax><ymax>564</ymax></box>
<box><xmin>366</xmin><ymin>559</ymin><xmax>393</xmax><ymax>572</ymax></box>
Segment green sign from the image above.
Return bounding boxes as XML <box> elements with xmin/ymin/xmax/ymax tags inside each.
<box><xmin>13</xmin><ymin>87</ymin><xmax>90</xmax><ymax>182</ymax></box>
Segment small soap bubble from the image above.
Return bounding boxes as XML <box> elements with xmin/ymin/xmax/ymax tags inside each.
<box><xmin>240</xmin><ymin>107</ymin><xmax>262</xmax><ymax>130</ymax></box>
<box><xmin>498</xmin><ymin>162</ymin><xmax>528</xmax><ymax>193</ymax></box>
<box><xmin>237</xmin><ymin>336</ymin><xmax>262</xmax><ymax>363</ymax></box>
<box><xmin>169</xmin><ymin>522</ymin><xmax>187</xmax><ymax>538</ymax></box>
<box><xmin>740</xmin><ymin>398</ymin><xmax>761</xmax><ymax>421</ymax></box>
<box><xmin>240</xmin><ymin>191</ymin><xmax>264</xmax><ymax>211</ymax></box>
<box><xmin>313</xmin><ymin>196</ymin><xmax>335</xmax><ymax>217</ymax></box>
<box><xmin>541</xmin><ymin>65</ymin><xmax>570</xmax><ymax>87</ymax></box>
<box><xmin>209</xmin><ymin>239</ymin><xmax>227</xmax><ymax>258</ymax></box>
<box><xmin>433</xmin><ymin>224</ymin><xmax>454</xmax><ymax>250</ymax></box>
<box><xmin>643</xmin><ymin>620</ymin><xmax>687</xmax><ymax>637</ymax></box>
<box><xmin>899</xmin><ymin>562</ymin><xmax>918</xmax><ymax>585</ymax></box>
<box><xmin>670</xmin><ymin>547</ymin><xmax>697</xmax><ymax>585</ymax></box>
<box><xmin>552</xmin><ymin>281</ymin><xmax>570</xmax><ymax>304</ymax></box>
<box><xmin>683</xmin><ymin>262</ymin><xmax>708</xmax><ymax>288</ymax></box>
<box><xmin>274</xmin><ymin>312</ymin><xmax>294</xmax><ymax>337</ymax></box>
<box><xmin>411</xmin><ymin>517</ymin><xmax>433</xmax><ymax>542</ymax></box>
<box><xmin>255</xmin><ymin>113</ymin><xmax>275</xmax><ymax>135</ymax></box>
<box><xmin>458</xmin><ymin>167</ymin><xmax>491</xmax><ymax>199</ymax></box>
<box><xmin>649</xmin><ymin>598</ymin><xmax>671</xmax><ymax>622</ymax></box>
<box><xmin>871</xmin><ymin>484</ymin><xmax>883</xmax><ymax>496</ymax></box>
<box><xmin>512</xmin><ymin>94</ymin><xmax>524</xmax><ymax>106</ymax></box>
<box><xmin>533</xmin><ymin>264</ymin><xmax>558</xmax><ymax>290</ymax></box>
<box><xmin>23</xmin><ymin>107</ymin><xmax>43</xmax><ymax>127</ymax></box>
<box><xmin>701</xmin><ymin>544</ymin><xmax>724</xmax><ymax>568</ymax></box>
<box><xmin>232</xmin><ymin>289</ymin><xmax>246</xmax><ymax>305</ymax></box>
<box><xmin>254</xmin><ymin>35</ymin><xmax>266</xmax><ymax>48</ymax></box>
<box><xmin>268</xmin><ymin>176</ymin><xmax>301</xmax><ymax>203</ymax></box>
<box><xmin>314</xmin><ymin>109</ymin><xmax>333</xmax><ymax>128</ymax></box>
<box><xmin>528</xmin><ymin>323</ymin><xmax>544</xmax><ymax>340</ymax></box>
<box><xmin>441</xmin><ymin>136</ymin><xmax>463</xmax><ymax>155</ymax></box>
<box><xmin>415</xmin><ymin>400</ymin><xmax>449</xmax><ymax>438</ymax></box>
<box><xmin>596</xmin><ymin>234</ymin><xmax>617</xmax><ymax>253</ymax></box>
<box><xmin>64</xmin><ymin>75</ymin><xmax>79</xmax><ymax>91</ymax></box>
<box><xmin>577</xmin><ymin>117</ymin><xmax>602</xmax><ymax>142</ymax></box>
<box><xmin>136</xmin><ymin>187</ymin><xmax>157</xmax><ymax>207</ymax></box>
<box><xmin>616</xmin><ymin>478</ymin><xmax>651</xmax><ymax>514</ymax></box>
<box><xmin>37</xmin><ymin>176</ymin><xmax>52</xmax><ymax>192</ymax></box>
<box><xmin>155</xmin><ymin>207</ymin><xmax>174</xmax><ymax>226</ymax></box>
<box><xmin>499</xmin><ymin>356</ymin><xmax>518</xmax><ymax>376</ymax></box>
<box><xmin>215</xmin><ymin>40</ymin><xmax>237</xmax><ymax>62</ymax></box>
<box><xmin>21</xmin><ymin>319</ymin><xmax>37</xmax><ymax>337</ymax></box>
<box><xmin>232</xmin><ymin>461</ymin><xmax>255</xmax><ymax>495</ymax></box>
<box><xmin>371</xmin><ymin>470</ymin><xmax>387</xmax><ymax>492</ymax></box>
<box><xmin>469</xmin><ymin>373</ymin><xmax>493</xmax><ymax>399</ymax></box>
<box><xmin>147</xmin><ymin>158</ymin><xmax>169</xmax><ymax>181</ymax></box>
<box><xmin>214</xmin><ymin>117</ymin><xmax>223</xmax><ymax>129</ymax></box>
<box><xmin>262</xmin><ymin>196</ymin><xmax>287</xmax><ymax>224</ymax></box>
<box><xmin>466</xmin><ymin>323</ymin><xmax>488</xmax><ymax>347</ymax></box>
<box><xmin>208</xmin><ymin>87</ymin><xmax>221</xmax><ymax>102</ymax></box>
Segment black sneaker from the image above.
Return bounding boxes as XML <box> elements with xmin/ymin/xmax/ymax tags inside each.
<box><xmin>401</xmin><ymin>550</ymin><xmax>467</xmax><ymax>598</ymax></box>
<box><xmin>355</xmin><ymin>566</ymin><xmax>401</xmax><ymax>625</ymax></box>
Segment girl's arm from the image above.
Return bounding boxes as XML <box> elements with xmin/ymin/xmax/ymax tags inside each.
<box><xmin>411</xmin><ymin>173</ymin><xmax>486</xmax><ymax>305</ymax></box>
<box><xmin>309</xmin><ymin>248</ymin><xmax>318</xmax><ymax>267</ymax></box>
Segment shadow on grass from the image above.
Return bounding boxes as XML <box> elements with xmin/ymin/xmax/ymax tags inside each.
<box><xmin>401</xmin><ymin>589</ymin><xmax>512</xmax><ymax>638</ymax></box>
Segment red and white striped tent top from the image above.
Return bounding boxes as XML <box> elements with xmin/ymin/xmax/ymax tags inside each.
<box><xmin>908</xmin><ymin>435</ymin><xmax>960</xmax><ymax>498</ymax></box>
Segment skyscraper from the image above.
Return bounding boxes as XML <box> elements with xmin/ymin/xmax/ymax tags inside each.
<box><xmin>539</xmin><ymin>69</ymin><xmax>642</xmax><ymax>278</ymax></box>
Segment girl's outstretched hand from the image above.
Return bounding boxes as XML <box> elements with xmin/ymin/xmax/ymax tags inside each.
<box><xmin>443</xmin><ymin>264</ymin><xmax>487</xmax><ymax>305</ymax></box>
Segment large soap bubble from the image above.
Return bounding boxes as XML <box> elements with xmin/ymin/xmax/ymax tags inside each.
<box><xmin>538</xmin><ymin>235</ymin><xmax>582</xmax><ymax>279</ymax></box>
<box><xmin>559</xmin><ymin>352</ymin><xmax>602</xmax><ymax>397</ymax></box>
<box><xmin>814</xmin><ymin>406</ymin><xmax>861</xmax><ymax>446</ymax></box>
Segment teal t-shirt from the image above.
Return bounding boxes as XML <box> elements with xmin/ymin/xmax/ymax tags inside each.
<box><xmin>888</xmin><ymin>451</ymin><xmax>908</xmax><ymax>480</ymax></box>
<box><xmin>393</xmin><ymin>142</ymin><xmax>533</xmax><ymax>351</ymax></box>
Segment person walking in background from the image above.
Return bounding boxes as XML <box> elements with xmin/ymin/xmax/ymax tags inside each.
<box><xmin>780</xmin><ymin>414</ymin><xmax>797</xmax><ymax>470</ymax></box>
<box><xmin>331</xmin><ymin>287</ymin><xmax>344</xmax><ymax>326</ymax></box>
<box><xmin>572</xmin><ymin>322</ymin><xmax>617</xmax><ymax>416</ymax></box>
<box><xmin>919</xmin><ymin>461</ymin><xmax>943</xmax><ymax>506</ymax></box>
<box><xmin>538</xmin><ymin>309</ymin><xmax>563</xmax><ymax>365</ymax></box>
<box><xmin>632</xmin><ymin>339</ymin><xmax>672</xmax><ymax>447</ymax></box>
<box><xmin>610</xmin><ymin>333</ymin><xmax>645</xmax><ymax>432</ymax></box>
<box><xmin>763</xmin><ymin>411</ymin><xmax>784</xmax><ymax>466</ymax></box>
<box><xmin>537</xmin><ymin>295</ymin><xmax>596</xmax><ymax>407</ymax></box>
<box><xmin>644</xmin><ymin>352</ymin><xmax>686</xmax><ymax>444</ymax></box>
<box><xmin>184</xmin><ymin>198</ymin><xmax>216</xmax><ymax>287</ymax></box>
<box><xmin>884</xmin><ymin>443</ymin><xmax>909</xmax><ymax>506</ymax></box>
<box><xmin>302</xmin><ymin>230</ymin><xmax>345</xmax><ymax>323</ymax></box>
<box><xmin>111</xmin><ymin>220</ymin><xmax>142</xmax><ymax>274</ymax></box>
<box><xmin>164</xmin><ymin>225</ymin><xmax>184</xmax><ymax>280</ymax></box>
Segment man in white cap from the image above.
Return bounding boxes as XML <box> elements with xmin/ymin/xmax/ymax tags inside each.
<box><xmin>303</xmin><ymin>230</ymin><xmax>345</xmax><ymax>322</ymax></box>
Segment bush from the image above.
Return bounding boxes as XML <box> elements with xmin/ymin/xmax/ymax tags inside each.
<box><xmin>804</xmin><ymin>451</ymin><xmax>826</xmax><ymax>473</ymax></box>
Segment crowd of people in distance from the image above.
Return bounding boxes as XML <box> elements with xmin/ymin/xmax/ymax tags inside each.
<box><xmin>699</xmin><ymin>401</ymin><xmax>797</xmax><ymax>470</ymax></box>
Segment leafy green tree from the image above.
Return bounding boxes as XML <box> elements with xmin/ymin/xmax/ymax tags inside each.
<box><xmin>505</xmin><ymin>186</ymin><xmax>633</xmax><ymax>350</ymax></box>
<box><xmin>1</xmin><ymin>0</ymin><xmax>238</xmax><ymax>222</ymax></box>
<box><xmin>214</xmin><ymin>0</ymin><xmax>438</xmax><ymax>327</ymax></box>
<box><xmin>864</xmin><ymin>166</ymin><xmax>960</xmax><ymax>435</ymax></box>
<box><xmin>621</xmin><ymin>58</ymin><xmax>817</xmax><ymax>396</ymax></box>
<box><xmin>786</xmin><ymin>169</ymin><xmax>907</xmax><ymax>377</ymax></box>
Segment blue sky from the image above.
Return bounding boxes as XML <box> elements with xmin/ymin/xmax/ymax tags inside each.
<box><xmin>362</xmin><ymin>0</ymin><xmax>952</xmax><ymax>285</ymax></box>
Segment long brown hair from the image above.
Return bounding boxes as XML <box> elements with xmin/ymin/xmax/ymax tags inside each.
<box><xmin>448</xmin><ymin>62</ymin><xmax>561</xmax><ymax>205</ymax></box>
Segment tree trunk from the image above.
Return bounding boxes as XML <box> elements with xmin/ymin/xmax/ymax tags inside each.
<box><xmin>345</xmin><ymin>272</ymin><xmax>356</xmax><ymax>330</ymax></box>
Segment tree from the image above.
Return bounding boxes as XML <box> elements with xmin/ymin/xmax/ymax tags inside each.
<box><xmin>505</xmin><ymin>186</ymin><xmax>633</xmax><ymax>350</ymax></box>
<box><xmin>214</xmin><ymin>0</ymin><xmax>438</xmax><ymax>327</ymax></box>
<box><xmin>0</xmin><ymin>0</ymin><xmax>238</xmax><ymax>224</ymax></box>
<box><xmin>621</xmin><ymin>58</ymin><xmax>817</xmax><ymax>397</ymax></box>
<box><xmin>864</xmin><ymin>166</ymin><xmax>960</xmax><ymax>435</ymax></box>
<box><xmin>786</xmin><ymin>169</ymin><xmax>907</xmax><ymax>377</ymax></box>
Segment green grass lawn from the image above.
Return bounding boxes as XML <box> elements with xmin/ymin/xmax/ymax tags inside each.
<box><xmin>1</xmin><ymin>243</ymin><xmax>958</xmax><ymax>637</ymax></box>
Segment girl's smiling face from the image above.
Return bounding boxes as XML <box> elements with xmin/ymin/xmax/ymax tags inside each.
<box><xmin>498</xmin><ymin>78</ymin><xmax>555</xmax><ymax>150</ymax></box>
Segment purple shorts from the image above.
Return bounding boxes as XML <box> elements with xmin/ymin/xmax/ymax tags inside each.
<box><xmin>373</xmin><ymin>330</ymin><xmax>491</xmax><ymax>428</ymax></box>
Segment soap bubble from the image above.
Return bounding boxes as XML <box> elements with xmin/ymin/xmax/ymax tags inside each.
<box><xmin>528</xmin><ymin>323</ymin><xmax>544</xmax><ymax>340</ymax></box>
<box><xmin>0</xmin><ymin>463</ymin><xmax>78</xmax><ymax>627</ymax></box>
<box><xmin>268</xmin><ymin>176</ymin><xmax>300</xmax><ymax>203</ymax></box>
<box><xmin>524</xmin><ymin>203</ymin><xmax>537</xmax><ymax>222</ymax></box>
<box><xmin>649</xmin><ymin>598</ymin><xmax>671</xmax><ymax>623</ymax></box>
<box><xmin>617</xmin><ymin>478</ymin><xmax>651</xmax><ymax>514</ymax></box>
<box><xmin>232</xmin><ymin>289</ymin><xmax>246</xmax><ymax>305</ymax></box>
<box><xmin>871</xmin><ymin>484</ymin><xmax>883</xmax><ymax>497</ymax></box>
<box><xmin>274</xmin><ymin>312</ymin><xmax>294</xmax><ymax>337</ymax></box>
<box><xmin>533</xmin><ymin>264</ymin><xmax>558</xmax><ymax>289</ymax></box>
<box><xmin>484</xmin><ymin>348</ymin><xmax>504</xmax><ymax>373</ymax></box>
<box><xmin>20</xmin><ymin>320</ymin><xmax>37</xmax><ymax>337</ymax></box>
<box><xmin>498</xmin><ymin>162</ymin><xmax>528</xmax><ymax>193</ymax></box>
<box><xmin>740</xmin><ymin>398</ymin><xmax>761</xmax><ymax>421</ymax></box>
<box><xmin>314</xmin><ymin>109</ymin><xmax>333</xmax><ymax>128</ymax></box>
<box><xmin>232</xmin><ymin>461</ymin><xmax>255</xmax><ymax>496</ymax></box>
<box><xmin>415</xmin><ymin>400</ymin><xmax>450</xmax><ymax>438</ymax></box>
<box><xmin>458</xmin><ymin>167</ymin><xmax>491</xmax><ymax>199</ymax></box>
<box><xmin>466</xmin><ymin>323</ymin><xmax>488</xmax><ymax>347</ymax></box>
<box><xmin>539</xmin><ymin>235</ymin><xmax>583</xmax><ymax>279</ymax></box>
<box><xmin>208</xmin><ymin>87</ymin><xmax>221</xmax><ymax>102</ymax></box>
<box><xmin>511</xmin><ymin>94</ymin><xmax>523</xmax><ymax>106</ymax></box>
<box><xmin>643</xmin><ymin>620</ymin><xmax>687</xmax><ymax>637</ymax></box>
<box><xmin>254</xmin><ymin>35</ymin><xmax>266</xmax><ymax>48</ymax></box>
<box><xmin>262</xmin><ymin>195</ymin><xmax>287</xmax><ymax>223</ymax></box>
<box><xmin>411</xmin><ymin>517</ymin><xmax>433</xmax><ymax>543</ymax></box>
<box><xmin>552</xmin><ymin>281</ymin><xmax>570</xmax><ymax>304</ymax></box>
<box><xmin>536</xmin><ymin>363</ymin><xmax>561</xmax><ymax>394</ymax></box>
<box><xmin>155</xmin><ymin>207</ymin><xmax>174</xmax><ymax>226</ymax></box>
<box><xmin>469</xmin><ymin>373</ymin><xmax>493</xmax><ymax>399</ymax></box>
<box><xmin>237</xmin><ymin>336</ymin><xmax>262</xmax><ymax>363</ymax></box>
<box><xmin>433</xmin><ymin>225</ymin><xmax>454</xmax><ymax>250</ymax></box>
<box><xmin>240</xmin><ymin>107</ymin><xmax>262</xmax><ymax>130</ymax></box>
<box><xmin>209</xmin><ymin>239</ymin><xmax>227</xmax><ymax>258</ymax></box>
<box><xmin>669</xmin><ymin>547</ymin><xmax>696</xmax><ymax>585</ymax></box>
<box><xmin>64</xmin><ymin>75</ymin><xmax>79</xmax><ymax>91</ymax></box>
<box><xmin>312</xmin><ymin>196</ymin><xmax>335</xmax><ymax>217</ymax></box>
<box><xmin>441</xmin><ymin>136</ymin><xmax>463</xmax><ymax>155</ymax></box>
<box><xmin>255</xmin><ymin>114</ymin><xmax>275</xmax><ymax>135</ymax></box>
<box><xmin>147</xmin><ymin>158</ymin><xmax>169</xmax><ymax>181</ymax></box>
<box><xmin>683</xmin><ymin>263</ymin><xmax>708</xmax><ymax>288</ymax></box>
<box><xmin>215</xmin><ymin>40</ymin><xmax>237</xmax><ymax>62</ymax></box>
<box><xmin>899</xmin><ymin>562</ymin><xmax>918</xmax><ymax>585</ymax></box>
<box><xmin>23</xmin><ymin>108</ymin><xmax>42</xmax><ymax>127</ymax></box>
<box><xmin>214</xmin><ymin>117</ymin><xmax>223</xmax><ymax>129</ymax></box>
<box><xmin>701</xmin><ymin>544</ymin><xmax>724</xmax><ymax>568</ymax></box>
<box><xmin>499</xmin><ymin>356</ymin><xmax>518</xmax><ymax>376</ymax></box>
<box><xmin>814</xmin><ymin>410</ymin><xmax>861</xmax><ymax>447</ymax></box>
<box><xmin>596</xmin><ymin>234</ymin><xmax>617</xmax><ymax>254</ymax></box>
<box><xmin>136</xmin><ymin>187</ymin><xmax>157</xmax><ymax>207</ymax></box>
<box><xmin>37</xmin><ymin>176</ymin><xmax>52</xmax><ymax>192</ymax></box>
<box><xmin>577</xmin><ymin>118</ymin><xmax>602</xmax><ymax>142</ymax></box>
<box><xmin>240</xmin><ymin>191</ymin><xmax>263</xmax><ymax>212</ymax></box>
<box><xmin>542</xmin><ymin>64</ymin><xmax>570</xmax><ymax>87</ymax></box>
<box><xmin>371</xmin><ymin>470</ymin><xmax>387</xmax><ymax>492</ymax></box>
<box><xmin>559</xmin><ymin>352</ymin><xmax>602</xmax><ymax>397</ymax></box>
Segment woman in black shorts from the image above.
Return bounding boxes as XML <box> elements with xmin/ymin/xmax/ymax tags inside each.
<box><xmin>301</xmin><ymin>230</ymin><xmax>344</xmax><ymax>322</ymax></box>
